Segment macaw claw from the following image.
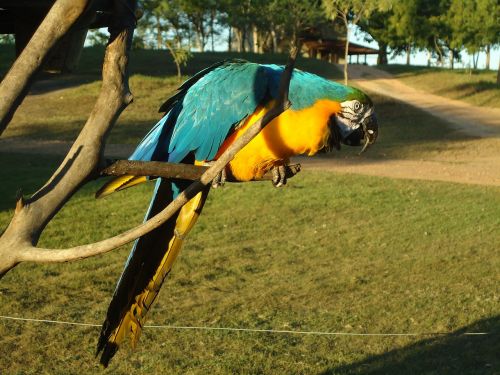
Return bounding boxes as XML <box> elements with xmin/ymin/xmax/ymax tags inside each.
<box><xmin>212</xmin><ymin>168</ymin><xmax>227</xmax><ymax>188</ymax></box>
<box><xmin>271</xmin><ymin>165</ymin><xmax>287</xmax><ymax>187</ymax></box>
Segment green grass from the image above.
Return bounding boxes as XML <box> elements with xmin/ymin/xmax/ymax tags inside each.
<box><xmin>0</xmin><ymin>153</ymin><xmax>499</xmax><ymax>374</ymax></box>
<box><xmin>380</xmin><ymin>64</ymin><xmax>500</xmax><ymax>108</ymax></box>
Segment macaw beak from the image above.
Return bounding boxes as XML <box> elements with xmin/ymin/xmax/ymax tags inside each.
<box><xmin>342</xmin><ymin>112</ymin><xmax>378</xmax><ymax>153</ymax></box>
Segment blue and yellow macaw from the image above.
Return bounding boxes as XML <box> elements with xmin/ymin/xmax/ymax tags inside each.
<box><xmin>95</xmin><ymin>59</ymin><xmax>378</xmax><ymax>366</ymax></box>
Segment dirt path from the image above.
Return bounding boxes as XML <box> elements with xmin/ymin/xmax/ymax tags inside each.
<box><xmin>292</xmin><ymin>156</ymin><xmax>500</xmax><ymax>187</ymax></box>
<box><xmin>1</xmin><ymin>137</ymin><xmax>499</xmax><ymax>187</ymax></box>
<box><xmin>1</xmin><ymin>67</ymin><xmax>499</xmax><ymax>187</ymax></box>
<box><xmin>346</xmin><ymin>64</ymin><xmax>500</xmax><ymax>137</ymax></box>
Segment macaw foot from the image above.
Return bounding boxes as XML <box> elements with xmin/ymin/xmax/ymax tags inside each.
<box><xmin>211</xmin><ymin>167</ymin><xmax>227</xmax><ymax>188</ymax></box>
<box><xmin>271</xmin><ymin>165</ymin><xmax>287</xmax><ymax>187</ymax></box>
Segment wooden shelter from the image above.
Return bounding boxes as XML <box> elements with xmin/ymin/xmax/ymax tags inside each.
<box><xmin>301</xmin><ymin>38</ymin><xmax>379</xmax><ymax>64</ymax></box>
<box><xmin>299</xmin><ymin>24</ymin><xmax>379</xmax><ymax>65</ymax></box>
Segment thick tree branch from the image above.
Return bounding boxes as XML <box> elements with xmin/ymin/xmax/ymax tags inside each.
<box><xmin>0</xmin><ymin>0</ymin><xmax>92</xmax><ymax>135</ymax></box>
<box><xmin>0</xmin><ymin>0</ymin><xmax>138</xmax><ymax>277</ymax></box>
<box><xmin>100</xmin><ymin>160</ymin><xmax>301</xmax><ymax>183</ymax></box>
<box><xmin>13</xmin><ymin>46</ymin><xmax>299</xmax><ymax>265</ymax></box>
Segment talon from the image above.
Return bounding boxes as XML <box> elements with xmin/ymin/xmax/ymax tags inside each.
<box><xmin>271</xmin><ymin>165</ymin><xmax>287</xmax><ymax>187</ymax></box>
<box><xmin>212</xmin><ymin>168</ymin><xmax>226</xmax><ymax>188</ymax></box>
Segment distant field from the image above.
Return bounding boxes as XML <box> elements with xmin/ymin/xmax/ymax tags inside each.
<box><xmin>380</xmin><ymin>64</ymin><xmax>500</xmax><ymax>108</ymax></box>
<box><xmin>0</xmin><ymin>152</ymin><xmax>498</xmax><ymax>374</ymax></box>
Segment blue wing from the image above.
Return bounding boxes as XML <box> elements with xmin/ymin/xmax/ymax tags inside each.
<box><xmin>130</xmin><ymin>60</ymin><xmax>271</xmax><ymax>163</ymax></box>
<box><xmin>128</xmin><ymin>60</ymin><xmax>357</xmax><ymax>164</ymax></box>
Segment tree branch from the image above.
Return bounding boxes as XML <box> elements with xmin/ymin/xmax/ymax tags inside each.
<box><xmin>0</xmin><ymin>0</ymin><xmax>92</xmax><ymax>135</ymax></box>
<box><xmin>0</xmin><ymin>0</ymin><xmax>138</xmax><ymax>277</ymax></box>
<box><xmin>0</xmin><ymin>45</ymin><xmax>299</xmax><ymax>270</ymax></box>
<box><xmin>100</xmin><ymin>160</ymin><xmax>301</xmax><ymax>183</ymax></box>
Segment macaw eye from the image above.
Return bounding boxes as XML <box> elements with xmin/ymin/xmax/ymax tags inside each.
<box><xmin>354</xmin><ymin>101</ymin><xmax>361</xmax><ymax>111</ymax></box>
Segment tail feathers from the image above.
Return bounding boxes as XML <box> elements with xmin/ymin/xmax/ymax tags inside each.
<box><xmin>97</xmin><ymin>180</ymin><xmax>209</xmax><ymax>367</ymax></box>
<box><xmin>95</xmin><ymin>175</ymin><xmax>148</xmax><ymax>199</ymax></box>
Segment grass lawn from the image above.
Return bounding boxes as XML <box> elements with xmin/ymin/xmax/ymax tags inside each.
<box><xmin>1</xmin><ymin>44</ymin><xmax>499</xmax><ymax>374</ymax></box>
<box><xmin>380</xmin><ymin>64</ymin><xmax>500</xmax><ymax>108</ymax></box>
<box><xmin>0</xmin><ymin>152</ymin><xmax>498</xmax><ymax>374</ymax></box>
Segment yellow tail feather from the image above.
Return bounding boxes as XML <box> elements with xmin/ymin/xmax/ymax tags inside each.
<box><xmin>107</xmin><ymin>189</ymin><xmax>207</xmax><ymax>349</ymax></box>
<box><xmin>96</xmin><ymin>175</ymin><xmax>149</xmax><ymax>199</ymax></box>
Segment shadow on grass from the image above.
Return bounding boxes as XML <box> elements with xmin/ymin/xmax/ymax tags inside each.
<box><xmin>0</xmin><ymin>153</ymin><xmax>63</xmax><ymax>212</ymax></box>
<box><xmin>436</xmin><ymin>81</ymin><xmax>500</xmax><ymax>103</ymax></box>
<box><xmin>322</xmin><ymin>316</ymin><xmax>499</xmax><ymax>375</ymax></box>
<box><xmin>378</xmin><ymin>64</ymin><xmax>493</xmax><ymax>78</ymax></box>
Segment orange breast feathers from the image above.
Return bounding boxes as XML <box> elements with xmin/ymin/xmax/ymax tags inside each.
<box><xmin>213</xmin><ymin>99</ymin><xmax>342</xmax><ymax>181</ymax></box>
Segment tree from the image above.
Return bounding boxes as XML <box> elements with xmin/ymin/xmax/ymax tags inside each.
<box><xmin>447</xmin><ymin>0</ymin><xmax>499</xmax><ymax>72</ymax></box>
<box><xmin>180</xmin><ymin>0</ymin><xmax>210</xmax><ymax>52</ymax></box>
<box><xmin>271</xmin><ymin>0</ymin><xmax>325</xmax><ymax>50</ymax></box>
<box><xmin>358</xmin><ymin>9</ymin><xmax>394</xmax><ymax>64</ymax></box>
<box><xmin>323</xmin><ymin>0</ymin><xmax>391</xmax><ymax>84</ymax></box>
<box><xmin>165</xmin><ymin>40</ymin><xmax>192</xmax><ymax>80</ymax></box>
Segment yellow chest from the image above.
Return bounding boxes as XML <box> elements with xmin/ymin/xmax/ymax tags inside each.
<box><xmin>214</xmin><ymin>99</ymin><xmax>341</xmax><ymax>181</ymax></box>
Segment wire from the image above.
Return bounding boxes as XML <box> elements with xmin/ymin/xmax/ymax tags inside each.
<box><xmin>0</xmin><ymin>315</ymin><xmax>489</xmax><ymax>337</ymax></box>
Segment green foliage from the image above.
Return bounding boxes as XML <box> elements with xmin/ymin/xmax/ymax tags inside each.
<box><xmin>358</xmin><ymin>0</ymin><xmax>499</xmax><ymax>68</ymax></box>
<box><xmin>447</xmin><ymin>0</ymin><xmax>500</xmax><ymax>54</ymax></box>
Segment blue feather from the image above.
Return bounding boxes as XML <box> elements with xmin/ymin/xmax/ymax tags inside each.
<box><xmin>130</xmin><ymin>59</ymin><xmax>363</xmax><ymax>164</ymax></box>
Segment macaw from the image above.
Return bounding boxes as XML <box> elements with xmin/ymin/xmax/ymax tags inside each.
<box><xmin>95</xmin><ymin>59</ymin><xmax>378</xmax><ymax>366</ymax></box>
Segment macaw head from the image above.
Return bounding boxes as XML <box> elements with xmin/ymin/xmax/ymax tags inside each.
<box><xmin>328</xmin><ymin>90</ymin><xmax>378</xmax><ymax>153</ymax></box>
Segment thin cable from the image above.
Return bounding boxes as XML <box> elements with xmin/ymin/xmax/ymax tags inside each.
<box><xmin>0</xmin><ymin>315</ymin><xmax>489</xmax><ymax>337</ymax></box>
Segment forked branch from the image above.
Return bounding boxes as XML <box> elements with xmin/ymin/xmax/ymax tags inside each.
<box><xmin>0</xmin><ymin>0</ymin><xmax>138</xmax><ymax>277</ymax></box>
<box><xmin>0</xmin><ymin>42</ymin><xmax>299</xmax><ymax>273</ymax></box>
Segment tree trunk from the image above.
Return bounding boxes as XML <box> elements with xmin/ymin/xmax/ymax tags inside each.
<box><xmin>449</xmin><ymin>49</ymin><xmax>454</xmax><ymax>69</ymax></box>
<box><xmin>233</xmin><ymin>28</ymin><xmax>241</xmax><ymax>52</ymax></box>
<box><xmin>406</xmin><ymin>45</ymin><xmax>411</xmax><ymax>65</ymax></box>
<box><xmin>485</xmin><ymin>45</ymin><xmax>490</xmax><ymax>70</ymax></box>
<box><xmin>427</xmin><ymin>50</ymin><xmax>431</xmax><ymax>67</ymax></box>
<box><xmin>377</xmin><ymin>43</ymin><xmax>387</xmax><ymax>65</ymax></box>
<box><xmin>227</xmin><ymin>27</ymin><xmax>232</xmax><ymax>52</ymax></box>
<box><xmin>271</xmin><ymin>28</ymin><xmax>277</xmax><ymax>53</ymax></box>
<box><xmin>342</xmin><ymin>14</ymin><xmax>349</xmax><ymax>85</ymax></box>
<box><xmin>156</xmin><ymin>15</ymin><xmax>163</xmax><ymax>50</ymax></box>
<box><xmin>194</xmin><ymin>31</ymin><xmax>202</xmax><ymax>52</ymax></box>
<box><xmin>210</xmin><ymin>10</ymin><xmax>215</xmax><ymax>52</ymax></box>
<box><xmin>252</xmin><ymin>25</ymin><xmax>259</xmax><ymax>53</ymax></box>
<box><xmin>496</xmin><ymin>59</ymin><xmax>500</xmax><ymax>84</ymax></box>
<box><xmin>241</xmin><ymin>28</ymin><xmax>247</xmax><ymax>53</ymax></box>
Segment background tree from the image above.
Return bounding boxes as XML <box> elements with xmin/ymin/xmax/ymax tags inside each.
<box><xmin>447</xmin><ymin>0</ymin><xmax>499</xmax><ymax>74</ymax></box>
<box><xmin>358</xmin><ymin>9</ymin><xmax>394</xmax><ymax>65</ymax></box>
<box><xmin>323</xmin><ymin>0</ymin><xmax>391</xmax><ymax>84</ymax></box>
